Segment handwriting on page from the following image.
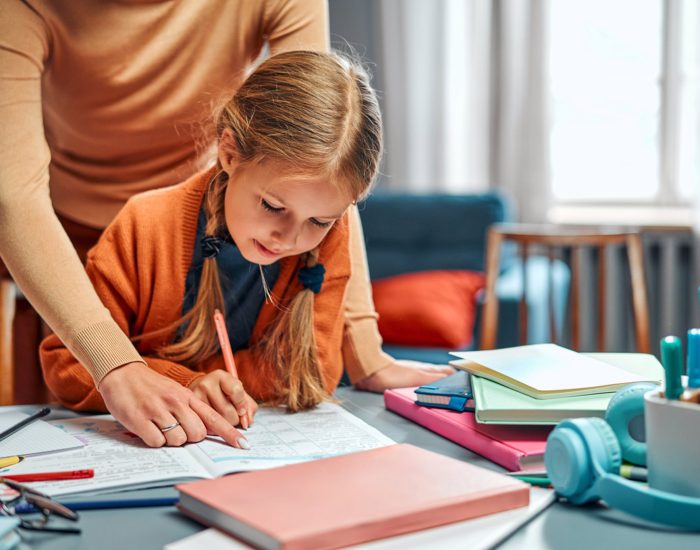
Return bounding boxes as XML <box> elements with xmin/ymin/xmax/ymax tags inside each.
<box><xmin>194</xmin><ymin>403</ymin><xmax>395</xmax><ymax>473</ymax></box>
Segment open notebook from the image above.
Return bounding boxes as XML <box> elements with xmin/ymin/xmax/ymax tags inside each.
<box><xmin>1</xmin><ymin>403</ymin><xmax>394</xmax><ymax>497</ymax></box>
<box><xmin>451</xmin><ymin>343</ymin><xmax>655</xmax><ymax>399</ymax></box>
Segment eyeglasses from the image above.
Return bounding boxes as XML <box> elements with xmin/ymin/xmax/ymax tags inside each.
<box><xmin>0</xmin><ymin>478</ymin><xmax>81</xmax><ymax>534</ymax></box>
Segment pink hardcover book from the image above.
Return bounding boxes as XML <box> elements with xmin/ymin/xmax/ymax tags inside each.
<box><xmin>384</xmin><ymin>387</ymin><xmax>552</xmax><ymax>471</ymax></box>
<box><xmin>177</xmin><ymin>443</ymin><xmax>529</xmax><ymax>550</ymax></box>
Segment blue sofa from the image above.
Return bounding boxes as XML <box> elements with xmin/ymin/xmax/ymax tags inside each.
<box><xmin>358</xmin><ymin>192</ymin><xmax>569</xmax><ymax>365</ymax></box>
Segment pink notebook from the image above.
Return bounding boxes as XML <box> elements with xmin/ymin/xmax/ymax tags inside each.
<box><xmin>177</xmin><ymin>443</ymin><xmax>529</xmax><ymax>550</ymax></box>
<box><xmin>384</xmin><ymin>387</ymin><xmax>552</xmax><ymax>471</ymax></box>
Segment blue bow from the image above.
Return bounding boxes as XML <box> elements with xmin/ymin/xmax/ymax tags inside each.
<box><xmin>298</xmin><ymin>263</ymin><xmax>326</xmax><ymax>293</ymax></box>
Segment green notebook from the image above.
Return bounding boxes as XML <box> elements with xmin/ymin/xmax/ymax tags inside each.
<box><xmin>450</xmin><ymin>344</ymin><xmax>655</xmax><ymax>399</ymax></box>
<box><xmin>461</xmin><ymin>353</ymin><xmax>663</xmax><ymax>425</ymax></box>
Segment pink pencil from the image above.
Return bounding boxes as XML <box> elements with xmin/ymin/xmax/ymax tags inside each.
<box><xmin>213</xmin><ymin>309</ymin><xmax>238</xmax><ymax>378</ymax></box>
<box><xmin>213</xmin><ymin>309</ymin><xmax>249</xmax><ymax>430</ymax></box>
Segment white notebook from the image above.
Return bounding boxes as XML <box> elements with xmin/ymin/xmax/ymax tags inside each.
<box><xmin>451</xmin><ymin>343</ymin><xmax>655</xmax><ymax>399</ymax></box>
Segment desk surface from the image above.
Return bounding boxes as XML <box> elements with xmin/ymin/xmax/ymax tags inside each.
<box><xmin>10</xmin><ymin>388</ymin><xmax>700</xmax><ymax>549</ymax></box>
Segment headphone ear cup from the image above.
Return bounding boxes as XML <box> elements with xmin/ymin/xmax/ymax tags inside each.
<box><xmin>545</xmin><ymin>418</ymin><xmax>621</xmax><ymax>504</ymax></box>
<box><xmin>605</xmin><ymin>382</ymin><xmax>657</xmax><ymax>466</ymax></box>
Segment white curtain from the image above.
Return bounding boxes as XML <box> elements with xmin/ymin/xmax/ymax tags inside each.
<box><xmin>376</xmin><ymin>0</ymin><xmax>551</xmax><ymax>223</ymax></box>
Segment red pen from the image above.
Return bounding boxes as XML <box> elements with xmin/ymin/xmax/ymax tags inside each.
<box><xmin>213</xmin><ymin>309</ymin><xmax>251</xmax><ymax>431</ymax></box>
<box><xmin>2</xmin><ymin>469</ymin><xmax>95</xmax><ymax>482</ymax></box>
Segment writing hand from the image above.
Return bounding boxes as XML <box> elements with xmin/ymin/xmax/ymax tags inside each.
<box><xmin>189</xmin><ymin>370</ymin><xmax>258</xmax><ymax>430</ymax></box>
<box><xmin>98</xmin><ymin>362</ymin><xmax>249</xmax><ymax>448</ymax></box>
<box><xmin>354</xmin><ymin>359</ymin><xmax>454</xmax><ymax>393</ymax></box>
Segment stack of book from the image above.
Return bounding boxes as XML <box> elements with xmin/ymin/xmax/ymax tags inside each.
<box><xmin>384</xmin><ymin>343</ymin><xmax>663</xmax><ymax>471</ymax></box>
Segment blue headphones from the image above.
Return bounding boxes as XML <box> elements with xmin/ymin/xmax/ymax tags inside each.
<box><xmin>544</xmin><ymin>383</ymin><xmax>700</xmax><ymax>530</ymax></box>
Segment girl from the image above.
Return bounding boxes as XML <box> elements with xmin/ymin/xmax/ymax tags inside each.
<box><xmin>40</xmin><ymin>50</ymin><xmax>451</xmax><ymax>448</ymax></box>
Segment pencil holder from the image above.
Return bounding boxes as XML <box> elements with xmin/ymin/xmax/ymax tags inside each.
<box><xmin>644</xmin><ymin>390</ymin><xmax>700</xmax><ymax>498</ymax></box>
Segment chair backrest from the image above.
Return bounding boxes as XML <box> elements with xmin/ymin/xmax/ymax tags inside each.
<box><xmin>359</xmin><ymin>192</ymin><xmax>510</xmax><ymax>280</ymax></box>
<box><xmin>479</xmin><ymin>224</ymin><xmax>650</xmax><ymax>353</ymax></box>
<box><xmin>0</xmin><ymin>279</ymin><xmax>16</xmax><ymax>405</ymax></box>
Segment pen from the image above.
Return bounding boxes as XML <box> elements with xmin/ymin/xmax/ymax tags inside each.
<box><xmin>660</xmin><ymin>336</ymin><xmax>683</xmax><ymax>400</ymax></box>
<box><xmin>619</xmin><ymin>464</ymin><xmax>647</xmax><ymax>482</ymax></box>
<box><xmin>14</xmin><ymin>496</ymin><xmax>179</xmax><ymax>514</ymax></box>
<box><xmin>0</xmin><ymin>407</ymin><xmax>50</xmax><ymax>443</ymax></box>
<box><xmin>688</xmin><ymin>328</ymin><xmax>700</xmax><ymax>388</ymax></box>
<box><xmin>506</xmin><ymin>469</ymin><xmax>548</xmax><ymax>478</ymax></box>
<box><xmin>213</xmin><ymin>308</ymin><xmax>250</xmax><ymax>430</ymax></box>
<box><xmin>509</xmin><ymin>475</ymin><xmax>552</xmax><ymax>488</ymax></box>
<box><xmin>0</xmin><ymin>456</ymin><xmax>22</xmax><ymax>469</ymax></box>
<box><xmin>2</xmin><ymin>469</ymin><xmax>94</xmax><ymax>483</ymax></box>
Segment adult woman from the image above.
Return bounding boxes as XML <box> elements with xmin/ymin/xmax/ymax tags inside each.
<box><xmin>0</xmin><ymin>0</ymin><xmax>450</xmax><ymax>447</ymax></box>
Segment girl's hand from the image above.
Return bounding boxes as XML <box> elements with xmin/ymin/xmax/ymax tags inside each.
<box><xmin>354</xmin><ymin>360</ymin><xmax>454</xmax><ymax>393</ymax></box>
<box><xmin>189</xmin><ymin>371</ymin><xmax>258</xmax><ymax>429</ymax></box>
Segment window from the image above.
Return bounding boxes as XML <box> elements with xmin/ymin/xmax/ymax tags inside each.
<box><xmin>548</xmin><ymin>0</ymin><xmax>698</xmax><ymax>206</ymax></box>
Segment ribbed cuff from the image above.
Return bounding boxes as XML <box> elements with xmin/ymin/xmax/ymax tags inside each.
<box><xmin>70</xmin><ymin>320</ymin><xmax>146</xmax><ymax>385</ymax></box>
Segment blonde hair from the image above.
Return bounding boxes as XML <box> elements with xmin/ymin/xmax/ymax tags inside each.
<box><xmin>157</xmin><ymin>51</ymin><xmax>383</xmax><ymax>410</ymax></box>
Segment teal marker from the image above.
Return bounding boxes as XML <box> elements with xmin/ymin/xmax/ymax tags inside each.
<box><xmin>688</xmin><ymin>329</ymin><xmax>700</xmax><ymax>388</ymax></box>
<box><xmin>660</xmin><ymin>336</ymin><xmax>683</xmax><ymax>400</ymax></box>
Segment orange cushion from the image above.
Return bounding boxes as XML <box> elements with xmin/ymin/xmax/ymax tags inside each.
<box><xmin>371</xmin><ymin>270</ymin><xmax>486</xmax><ymax>348</ymax></box>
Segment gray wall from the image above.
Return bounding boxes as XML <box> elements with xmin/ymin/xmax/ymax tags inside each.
<box><xmin>329</xmin><ymin>0</ymin><xmax>387</xmax><ymax>186</ymax></box>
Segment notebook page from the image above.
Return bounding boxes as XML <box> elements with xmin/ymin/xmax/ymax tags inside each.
<box><xmin>191</xmin><ymin>402</ymin><xmax>396</xmax><ymax>477</ymax></box>
<box><xmin>0</xmin><ymin>412</ymin><xmax>84</xmax><ymax>458</ymax></box>
<box><xmin>1</xmin><ymin>416</ymin><xmax>210</xmax><ymax>497</ymax></box>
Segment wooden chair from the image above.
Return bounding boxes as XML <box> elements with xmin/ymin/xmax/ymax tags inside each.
<box><xmin>0</xmin><ymin>278</ymin><xmax>16</xmax><ymax>405</ymax></box>
<box><xmin>479</xmin><ymin>224</ymin><xmax>650</xmax><ymax>353</ymax></box>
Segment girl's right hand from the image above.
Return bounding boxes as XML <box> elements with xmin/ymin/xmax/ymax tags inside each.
<box><xmin>98</xmin><ymin>362</ymin><xmax>250</xmax><ymax>449</ymax></box>
<box><xmin>188</xmin><ymin>370</ymin><xmax>258</xmax><ymax>430</ymax></box>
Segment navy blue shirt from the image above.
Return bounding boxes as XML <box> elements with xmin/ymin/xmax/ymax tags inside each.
<box><xmin>182</xmin><ymin>209</ymin><xmax>280</xmax><ymax>351</ymax></box>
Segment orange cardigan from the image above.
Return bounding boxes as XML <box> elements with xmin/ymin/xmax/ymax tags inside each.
<box><xmin>40</xmin><ymin>168</ymin><xmax>351</xmax><ymax>411</ymax></box>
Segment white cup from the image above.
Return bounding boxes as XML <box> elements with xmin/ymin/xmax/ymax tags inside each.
<box><xmin>644</xmin><ymin>389</ymin><xmax>700</xmax><ymax>498</ymax></box>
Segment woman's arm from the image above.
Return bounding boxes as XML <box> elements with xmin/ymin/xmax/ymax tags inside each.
<box><xmin>0</xmin><ymin>1</ymin><xmax>143</xmax><ymax>383</ymax></box>
<box><xmin>0</xmin><ymin>3</ymin><xmax>230</xmax><ymax>449</ymax></box>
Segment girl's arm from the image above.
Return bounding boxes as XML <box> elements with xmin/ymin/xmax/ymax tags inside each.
<box><xmin>343</xmin><ymin>209</ymin><xmax>454</xmax><ymax>390</ymax></box>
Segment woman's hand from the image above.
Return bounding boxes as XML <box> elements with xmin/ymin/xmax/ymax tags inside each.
<box><xmin>98</xmin><ymin>362</ymin><xmax>250</xmax><ymax>449</ymax></box>
<box><xmin>354</xmin><ymin>359</ymin><xmax>455</xmax><ymax>393</ymax></box>
<box><xmin>189</xmin><ymin>370</ymin><xmax>258</xmax><ymax>430</ymax></box>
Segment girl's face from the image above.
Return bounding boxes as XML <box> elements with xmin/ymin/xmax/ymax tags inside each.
<box><xmin>223</xmin><ymin>160</ymin><xmax>353</xmax><ymax>265</ymax></box>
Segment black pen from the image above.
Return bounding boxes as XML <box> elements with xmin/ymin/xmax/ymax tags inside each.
<box><xmin>0</xmin><ymin>407</ymin><xmax>51</xmax><ymax>443</ymax></box>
